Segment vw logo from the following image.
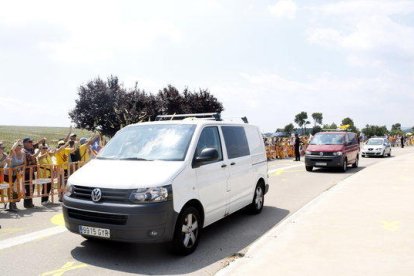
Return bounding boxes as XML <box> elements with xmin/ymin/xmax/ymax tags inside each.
<box><xmin>319</xmin><ymin>152</ymin><xmax>323</xmax><ymax>156</ymax></box>
<box><xmin>91</xmin><ymin>188</ymin><xmax>102</xmax><ymax>202</ymax></box>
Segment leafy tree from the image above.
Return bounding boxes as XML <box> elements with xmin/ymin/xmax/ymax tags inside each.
<box><xmin>283</xmin><ymin>123</ymin><xmax>295</xmax><ymax>135</ymax></box>
<box><xmin>391</xmin><ymin>123</ymin><xmax>401</xmax><ymax>131</ymax></box>
<box><xmin>69</xmin><ymin>76</ymin><xmax>126</xmax><ymax>137</ymax></box>
<box><xmin>361</xmin><ymin>125</ymin><xmax>388</xmax><ymax>138</ymax></box>
<box><xmin>311</xmin><ymin>125</ymin><xmax>323</xmax><ymax>135</ymax></box>
<box><xmin>390</xmin><ymin>123</ymin><xmax>403</xmax><ymax>135</ymax></box>
<box><xmin>156</xmin><ymin>85</ymin><xmax>184</xmax><ymax>115</ymax></box>
<box><xmin>341</xmin><ymin>117</ymin><xmax>358</xmax><ymax>132</ymax></box>
<box><xmin>294</xmin><ymin>112</ymin><xmax>308</xmax><ymax>134</ymax></box>
<box><xmin>322</xmin><ymin>122</ymin><xmax>337</xmax><ymax>130</ymax></box>
<box><xmin>311</xmin><ymin>112</ymin><xmax>323</xmax><ymax>126</ymax></box>
<box><xmin>69</xmin><ymin>76</ymin><xmax>224</xmax><ymax>137</ymax></box>
<box><xmin>182</xmin><ymin>88</ymin><xmax>224</xmax><ymax>114</ymax></box>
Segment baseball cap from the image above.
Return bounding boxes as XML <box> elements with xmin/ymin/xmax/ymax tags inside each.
<box><xmin>23</xmin><ymin>137</ymin><xmax>33</xmax><ymax>143</ymax></box>
<box><xmin>79</xmin><ymin>137</ymin><xmax>87</xmax><ymax>145</ymax></box>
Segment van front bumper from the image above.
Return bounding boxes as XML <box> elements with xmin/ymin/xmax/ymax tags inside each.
<box><xmin>62</xmin><ymin>195</ymin><xmax>178</xmax><ymax>243</ymax></box>
<box><xmin>305</xmin><ymin>155</ymin><xmax>344</xmax><ymax>168</ymax></box>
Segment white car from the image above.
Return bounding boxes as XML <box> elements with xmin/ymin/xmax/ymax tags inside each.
<box><xmin>62</xmin><ymin>113</ymin><xmax>268</xmax><ymax>255</ymax></box>
<box><xmin>361</xmin><ymin>138</ymin><xmax>391</xmax><ymax>158</ymax></box>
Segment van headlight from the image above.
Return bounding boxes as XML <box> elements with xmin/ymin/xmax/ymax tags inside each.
<box><xmin>305</xmin><ymin>151</ymin><xmax>312</xmax><ymax>155</ymax></box>
<box><xmin>129</xmin><ymin>185</ymin><xmax>171</xmax><ymax>203</ymax></box>
<box><xmin>332</xmin><ymin>152</ymin><xmax>343</xmax><ymax>156</ymax></box>
<box><xmin>65</xmin><ymin>184</ymin><xmax>74</xmax><ymax>197</ymax></box>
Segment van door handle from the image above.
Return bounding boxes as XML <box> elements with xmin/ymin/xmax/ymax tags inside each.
<box><xmin>230</xmin><ymin>162</ymin><xmax>236</xmax><ymax>166</ymax></box>
<box><xmin>221</xmin><ymin>164</ymin><xmax>227</xmax><ymax>168</ymax></box>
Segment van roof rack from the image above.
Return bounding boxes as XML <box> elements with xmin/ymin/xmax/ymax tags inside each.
<box><xmin>156</xmin><ymin>113</ymin><xmax>222</xmax><ymax>121</ymax></box>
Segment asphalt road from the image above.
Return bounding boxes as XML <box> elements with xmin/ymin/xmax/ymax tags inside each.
<box><xmin>1</xmin><ymin>147</ymin><xmax>413</xmax><ymax>276</ymax></box>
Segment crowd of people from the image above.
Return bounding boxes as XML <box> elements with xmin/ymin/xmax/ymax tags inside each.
<box><xmin>264</xmin><ymin>135</ymin><xmax>310</xmax><ymax>161</ymax></box>
<box><xmin>0</xmin><ymin>129</ymin><xmax>103</xmax><ymax>211</ymax></box>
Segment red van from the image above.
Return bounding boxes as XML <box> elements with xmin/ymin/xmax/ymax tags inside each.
<box><xmin>305</xmin><ymin>132</ymin><xmax>360</xmax><ymax>172</ymax></box>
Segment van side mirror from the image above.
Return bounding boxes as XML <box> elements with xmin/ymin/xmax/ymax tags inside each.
<box><xmin>193</xmin><ymin>148</ymin><xmax>219</xmax><ymax>168</ymax></box>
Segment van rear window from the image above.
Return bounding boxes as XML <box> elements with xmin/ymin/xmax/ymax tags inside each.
<box><xmin>222</xmin><ymin>126</ymin><xmax>250</xmax><ymax>159</ymax></box>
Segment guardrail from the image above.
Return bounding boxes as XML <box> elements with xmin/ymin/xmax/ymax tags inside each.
<box><xmin>0</xmin><ymin>161</ymin><xmax>85</xmax><ymax>205</ymax></box>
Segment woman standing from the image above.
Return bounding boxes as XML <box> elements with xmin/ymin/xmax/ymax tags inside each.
<box><xmin>4</xmin><ymin>140</ymin><xmax>26</xmax><ymax>211</ymax></box>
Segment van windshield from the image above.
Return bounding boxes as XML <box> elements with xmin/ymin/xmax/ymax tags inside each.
<box><xmin>310</xmin><ymin>133</ymin><xmax>345</xmax><ymax>145</ymax></box>
<box><xmin>98</xmin><ymin>124</ymin><xmax>196</xmax><ymax>161</ymax></box>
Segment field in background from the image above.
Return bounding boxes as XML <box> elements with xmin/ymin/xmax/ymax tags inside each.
<box><xmin>0</xmin><ymin>125</ymin><xmax>94</xmax><ymax>150</ymax></box>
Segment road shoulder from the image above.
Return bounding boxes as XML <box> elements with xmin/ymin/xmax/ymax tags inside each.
<box><xmin>218</xmin><ymin>152</ymin><xmax>414</xmax><ymax>276</ymax></box>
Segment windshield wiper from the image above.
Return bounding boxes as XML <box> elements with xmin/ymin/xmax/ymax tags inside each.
<box><xmin>119</xmin><ymin>157</ymin><xmax>153</xmax><ymax>161</ymax></box>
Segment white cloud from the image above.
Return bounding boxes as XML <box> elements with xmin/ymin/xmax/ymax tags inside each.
<box><xmin>269</xmin><ymin>0</ymin><xmax>297</xmax><ymax>19</ymax></box>
<box><xmin>306</xmin><ymin>0</ymin><xmax>414</xmax><ymax>67</ymax></box>
<box><xmin>0</xmin><ymin>0</ymin><xmax>183</xmax><ymax>63</ymax></box>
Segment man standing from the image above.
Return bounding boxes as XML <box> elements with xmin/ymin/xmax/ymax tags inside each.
<box><xmin>22</xmin><ymin>137</ymin><xmax>41</xmax><ymax>208</ymax></box>
<box><xmin>401</xmin><ymin>135</ymin><xmax>405</xmax><ymax>148</ymax></box>
<box><xmin>294</xmin><ymin>133</ymin><xmax>302</xmax><ymax>161</ymax></box>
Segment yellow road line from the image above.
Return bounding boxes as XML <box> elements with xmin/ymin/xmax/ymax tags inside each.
<box><xmin>381</xmin><ymin>220</ymin><xmax>400</xmax><ymax>232</ymax></box>
<box><xmin>41</xmin><ymin>261</ymin><xmax>88</xmax><ymax>276</ymax></box>
<box><xmin>51</xmin><ymin>214</ymin><xmax>65</xmax><ymax>226</ymax></box>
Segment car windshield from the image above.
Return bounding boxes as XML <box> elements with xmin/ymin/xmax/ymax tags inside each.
<box><xmin>310</xmin><ymin>133</ymin><xmax>345</xmax><ymax>145</ymax></box>
<box><xmin>98</xmin><ymin>124</ymin><xmax>196</xmax><ymax>161</ymax></box>
<box><xmin>366</xmin><ymin>139</ymin><xmax>384</xmax><ymax>145</ymax></box>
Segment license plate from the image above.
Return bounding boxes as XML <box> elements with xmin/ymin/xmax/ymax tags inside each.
<box><xmin>79</xmin><ymin>226</ymin><xmax>110</xmax><ymax>238</ymax></box>
<box><xmin>315</xmin><ymin>162</ymin><xmax>327</xmax><ymax>166</ymax></box>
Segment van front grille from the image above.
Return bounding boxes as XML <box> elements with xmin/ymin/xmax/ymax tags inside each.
<box><xmin>67</xmin><ymin>208</ymin><xmax>128</xmax><ymax>225</ymax></box>
<box><xmin>72</xmin><ymin>186</ymin><xmax>133</xmax><ymax>203</ymax></box>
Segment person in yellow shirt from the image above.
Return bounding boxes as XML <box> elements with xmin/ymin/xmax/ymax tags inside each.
<box><xmin>53</xmin><ymin>140</ymin><xmax>73</xmax><ymax>202</ymax></box>
<box><xmin>78</xmin><ymin>133</ymin><xmax>100</xmax><ymax>164</ymax></box>
<box><xmin>54</xmin><ymin>140</ymin><xmax>72</xmax><ymax>170</ymax></box>
<box><xmin>37</xmin><ymin>145</ymin><xmax>54</xmax><ymax>205</ymax></box>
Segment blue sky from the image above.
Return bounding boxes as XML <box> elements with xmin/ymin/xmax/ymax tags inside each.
<box><xmin>0</xmin><ymin>0</ymin><xmax>413</xmax><ymax>132</ymax></box>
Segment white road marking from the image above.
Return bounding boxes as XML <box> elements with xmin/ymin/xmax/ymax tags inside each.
<box><xmin>0</xmin><ymin>226</ymin><xmax>67</xmax><ymax>250</ymax></box>
<box><xmin>268</xmin><ymin>163</ymin><xmax>304</xmax><ymax>174</ymax></box>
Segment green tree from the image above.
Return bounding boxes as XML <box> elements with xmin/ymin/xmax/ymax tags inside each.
<box><xmin>322</xmin><ymin>122</ymin><xmax>337</xmax><ymax>130</ymax></box>
<box><xmin>69</xmin><ymin>76</ymin><xmax>224</xmax><ymax>137</ymax></box>
<box><xmin>311</xmin><ymin>112</ymin><xmax>323</xmax><ymax>126</ymax></box>
<box><xmin>311</xmin><ymin>125</ymin><xmax>323</xmax><ymax>135</ymax></box>
<box><xmin>361</xmin><ymin>125</ymin><xmax>388</xmax><ymax>138</ymax></box>
<box><xmin>69</xmin><ymin>76</ymin><xmax>126</xmax><ymax>137</ymax></box>
<box><xmin>390</xmin><ymin>123</ymin><xmax>403</xmax><ymax>135</ymax></box>
<box><xmin>283</xmin><ymin>123</ymin><xmax>295</xmax><ymax>135</ymax></box>
<box><xmin>341</xmin><ymin>117</ymin><xmax>358</xmax><ymax>132</ymax></box>
<box><xmin>294</xmin><ymin>111</ymin><xmax>308</xmax><ymax>134</ymax></box>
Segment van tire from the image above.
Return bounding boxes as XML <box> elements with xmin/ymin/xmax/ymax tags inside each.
<box><xmin>249</xmin><ymin>183</ymin><xmax>265</xmax><ymax>214</ymax></box>
<box><xmin>352</xmin><ymin>155</ymin><xmax>359</xmax><ymax>168</ymax></box>
<box><xmin>305</xmin><ymin>166</ymin><xmax>313</xmax><ymax>172</ymax></box>
<box><xmin>170</xmin><ymin>206</ymin><xmax>201</xmax><ymax>256</ymax></box>
<box><xmin>341</xmin><ymin>158</ymin><xmax>348</xmax><ymax>172</ymax></box>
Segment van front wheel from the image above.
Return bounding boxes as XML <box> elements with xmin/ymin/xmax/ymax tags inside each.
<box><xmin>171</xmin><ymin>206</ymin><xmax>201</xmax><ymax>256</ymax></box>
<box><xmin>249</xmin><ymin>183</ymin><xmax>264</xmax><ymax>214</ymax></box>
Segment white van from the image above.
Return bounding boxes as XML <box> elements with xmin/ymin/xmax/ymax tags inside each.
<box><xmin>63</xmin><ymin>114</ymin><xmax>268</xmax><ymax>255</ymax></box>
